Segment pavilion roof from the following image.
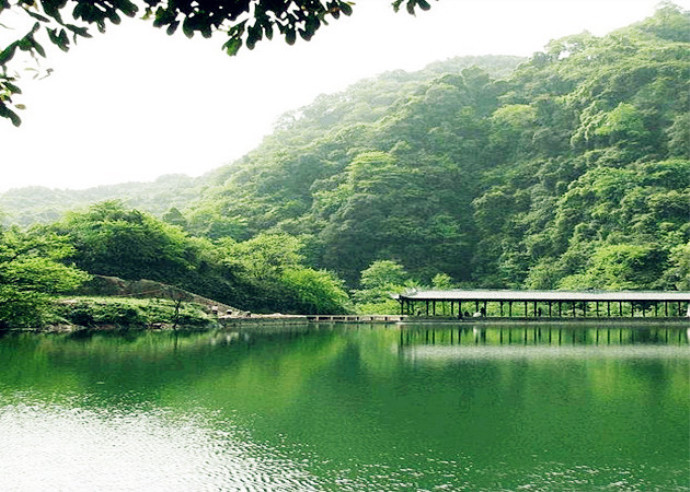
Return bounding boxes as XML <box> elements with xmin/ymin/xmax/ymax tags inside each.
<box><xmin>394</xmin><ymin>289</ymin><xmax>690</xmax><ymax>302</ymax></box>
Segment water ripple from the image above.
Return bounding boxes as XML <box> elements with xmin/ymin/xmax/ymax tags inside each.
<box><xmin>0</xmin><ymin>400</ymin><xmax>321</xmax><ymax>491</ymax></box>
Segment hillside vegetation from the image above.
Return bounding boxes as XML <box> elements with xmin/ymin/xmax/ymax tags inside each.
<box><xmin>1</xmin><ymin>4</ymin><xmax>688</xmax><ymax>324</ymax></box>
<box><xmin>187</xmin><ymin>4</ymin><xmax>689</xmax><ymax>293</ymax></box>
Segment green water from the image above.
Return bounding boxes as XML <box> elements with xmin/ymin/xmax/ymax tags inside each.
<box><xmin>0</xmin><ymin>323</ymin><xmax>688</xmax><ymax>491</ymax></box>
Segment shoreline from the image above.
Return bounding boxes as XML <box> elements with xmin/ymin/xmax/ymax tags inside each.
<box><xmin>4</xmin><ymin>313</ymin><xmax>689</xmax><ymax>335</ymax></box>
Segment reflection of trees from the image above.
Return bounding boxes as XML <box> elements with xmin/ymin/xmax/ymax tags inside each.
<box><xmin>0</xmin><ymin>327</ymin><xmax>346</xmax><ymax>408</ymax></box>
<box><xmin>1</xmin><ymin>325</ymin><xmax>688</xmax><ymax>488</ymax></box>
<box><xmin>396</xmin><ymin>326</ymin><xmax>688</xmax><ymax>347</ymax></box>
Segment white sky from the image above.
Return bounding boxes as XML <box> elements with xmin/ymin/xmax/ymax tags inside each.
<box><xmin>1</xmin><ymin>0</ymin><xmax>688</xmax><ymax>192</ymax></box>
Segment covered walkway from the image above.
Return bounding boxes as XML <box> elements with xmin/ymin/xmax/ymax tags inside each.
<box><xmin>394</xmin><ymin>289</ymin><xmax>690</xmax><ymax>319</ymax></box>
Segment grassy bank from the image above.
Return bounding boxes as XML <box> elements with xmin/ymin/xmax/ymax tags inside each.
<box><xmin>36</xmin><ymin>296</ymin><xmax>220</xmax><ymax>332</ymax></box>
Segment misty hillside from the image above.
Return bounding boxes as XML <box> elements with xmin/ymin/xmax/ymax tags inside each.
<box><xmin>0</xmin><ymin>174</ymin><xmax>204</xmax><ymax>227</ymax></box>
<box><xmin>185</xmin><ymin>4</ymin><xmax>690</xmax><ymax>289</ymax></box>
<box><xmin>0</xmin><ymin>55</ymin><xmax>524</xmax><ymax>228</ymax></box>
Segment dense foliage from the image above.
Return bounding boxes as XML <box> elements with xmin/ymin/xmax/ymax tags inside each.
<box><xmin>44</xmin><ymin>201</ymin><xmax>350</xmax><ymax>316</ymax></box>
<box><xmin>183</xmin><ymin>4</ymin><xmax>689</xmax><ymax>296</ymax></box>
<box><xmin>1</xmin><ymin>5</ymin><xmax>688</xmax><ymax>320</ymax></box>
<box><xmin>0</xmin><ymin>227</ymin><xmax>89</xmax><ymax>327</ymax></box>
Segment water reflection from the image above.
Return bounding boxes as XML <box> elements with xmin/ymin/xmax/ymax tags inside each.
<box><xmin>0</xmin><ymin>401</ymin><xmax>320</xmax><ymax>491</ymax></box>
<box><xmin>397</xmin><ymin>324</ymin><xmax>689</xmax><ymax>348</ymax></box>
<box><xmin>0</xmin><ymin>324</ymin><xmax>688</xmax><ymax>491</ymax></box>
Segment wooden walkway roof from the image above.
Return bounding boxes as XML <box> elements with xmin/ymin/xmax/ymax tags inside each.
<box><xmin>395</xmin><ymin>289</ymin><xmax>690</xmax><ymax>303</ymax></box>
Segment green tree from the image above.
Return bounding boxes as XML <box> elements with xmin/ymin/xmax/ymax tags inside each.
<box><xmin>53</xmin><ymin>201</ymin><xmax>194</xmax><ymax>282</ymax></box>
<box><xmin>0</xmin><ymin>227</ymin><xmax>89</xmax><ymax>328</ymax></box>
<box><xmin>360</xmin><ymin>259</ymin><xmax>408</xmax><ymax>291</ymax></box>
<box><xmin>559</xmin><ymin>244</ymin><xmax>667</xmax><ymax>291</ymax></box>
<box><xmin>50</xmin><ymin>201</ymin><xmax>251</xmax><ymax>309</ymax></box>
<box><xmin>353</xmin><ymin>259</ymin><xmax>415</xmax><ymax>314</ymax></box>
<box><xmin>162</xmin><ymin>207</ymin><xmax>188</xmax><ymax>229</ymax></box>
<box><xmin>223</xmin><ymin>233</ymin><xmax>304</xmax><ymax>281</ymax></box>
<box><xmin>281</xmin><ymin>268</ymin><xmax>350</xmax><ymax>314</ymax></box>
<box><xmin>662</xmin><ymin>242</ymin><xmax>690</xmax><ymax>290</ymax></box>
<box><xmin>431</xmin><ymin>272</ymin><xmax>453</xmax><ymax>289</ymax></box>
<box><xmin>666</xmin><ymin>113</ymin><xmax>690</xmax><ymax>158</ymax></box>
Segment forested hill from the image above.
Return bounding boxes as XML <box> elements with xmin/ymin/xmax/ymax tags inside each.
<box><xmin>0</xmin><ymin>55</ymin><xmax>523</xmax><ymax>228</ymax></box>
<box><xmin>186</xmin><ymin>4</ymin><xmax>690</xmax><ymax>290</ymax></box>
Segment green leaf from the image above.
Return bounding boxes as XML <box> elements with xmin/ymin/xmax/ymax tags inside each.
<box><xmin>299</xmin><ymin>29</ymin><xmax>313</xmax><ymax>41</ymax></box>
<box><xmin>263</xmin><ymin>22</ymin><xmax>273</xmax><ymax>40</ymax></box>
<box><xmin>182</xmin><ymin>18</ymin><xmax>195</xmax><ymax>38</ymax></box>
<box><xmin>0</xmin><ymin>44</ymin><xmax>17</xmax><ymax>65</ymax></box>
<box><xmin>285</xmin><ymin>28</ymin><xmax>296</xmax><ymax>45</ymax></box>
<box><xmin>228</xmin><ymin>20</ymin><xmax>246</xmax><ymax>37</ymax></box>
<box><xmin>246</xmin><ymin>24</ymin><xmax>262</xmax><ymax>49</ymax></box>
<box><xmin>46</xmin><ymin>28</ymin><xmax>69</xmax><ymax>52</ymax></box>
<box><xmin>118</xmin><ymin>0</ymin><xmax>139</xmax><ymax>17</ymax></box>
<box><xmin>0</xmin><ymin>102</ymin><xmax>21</xmax><ymax>127</ymax></box>
<box><xmin>3</xmin><ymin>81</ymin><xmax>21</xmax><ymax>94</ymax></box>
<box><xmin>58</xmin><ymin>29</ymin><xmax>70</xmax><ymax>50</ymax></box>
<box><xmin>166</xmin><ymin>21</ymin><xmax>179</xmax><ymax>35</ymax></box>
<box><xmin>23</xmin><ymin>9</ymin><xmax>50</xmax><ymax>23</ymax></box>
<box><xmin>109</xmin><ymin>11</ymin><xmax>122</xmax><ymax>25</ymax></box>
<box><xmin>223</xmin><ymin>37</ymin><xmax>242</xmax><ymax>56</ymax></box>
<box><xmin>417</xmin><ymin>0</ymin><xmax>432</xmax><ymax>11</ymax></box>
<box><xmin>31</xmin><ymin>37</ymin><xmax>46</xmax><ymax>58</ymax></box>
<box><xmin>65</xmin><ymin>24</ymin><xmax>92</xmax><ymax>39</ymax></box>
<box><xmin>153</xmin><ymin>7</ymin><xmax>176</xmax><ymax>28</ymax></box>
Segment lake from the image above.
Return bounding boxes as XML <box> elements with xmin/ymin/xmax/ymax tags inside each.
<box><xmin>0</xmin><ymin>322</ymin><xmax>688</xmax><ymax>491</ymax></box>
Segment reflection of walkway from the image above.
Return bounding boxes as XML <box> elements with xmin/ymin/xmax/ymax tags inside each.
<box><xmin>394</xmin><ymin>289</ymin><xmax>690</xmax><ymax>319</ymax></box>
<box><xmin>397</xmin><ymin>326</ymin><xmax>690</xmax><ymax>348</ymax></box>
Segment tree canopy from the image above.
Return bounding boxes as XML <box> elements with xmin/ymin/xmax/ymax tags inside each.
<box><xmin>0</xmin><ymin>226</ymin><xmax>89</xmax><ymax>327</ymax></box>
<box><xmin>180</xmin><ymin>4</ymin><xmax>689</xmax><ymax>292</ymax></box>
<box><xmin>0</xmin><ymin>0</ymin><xmax>433</xmax><ymax>125</ymax></box>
